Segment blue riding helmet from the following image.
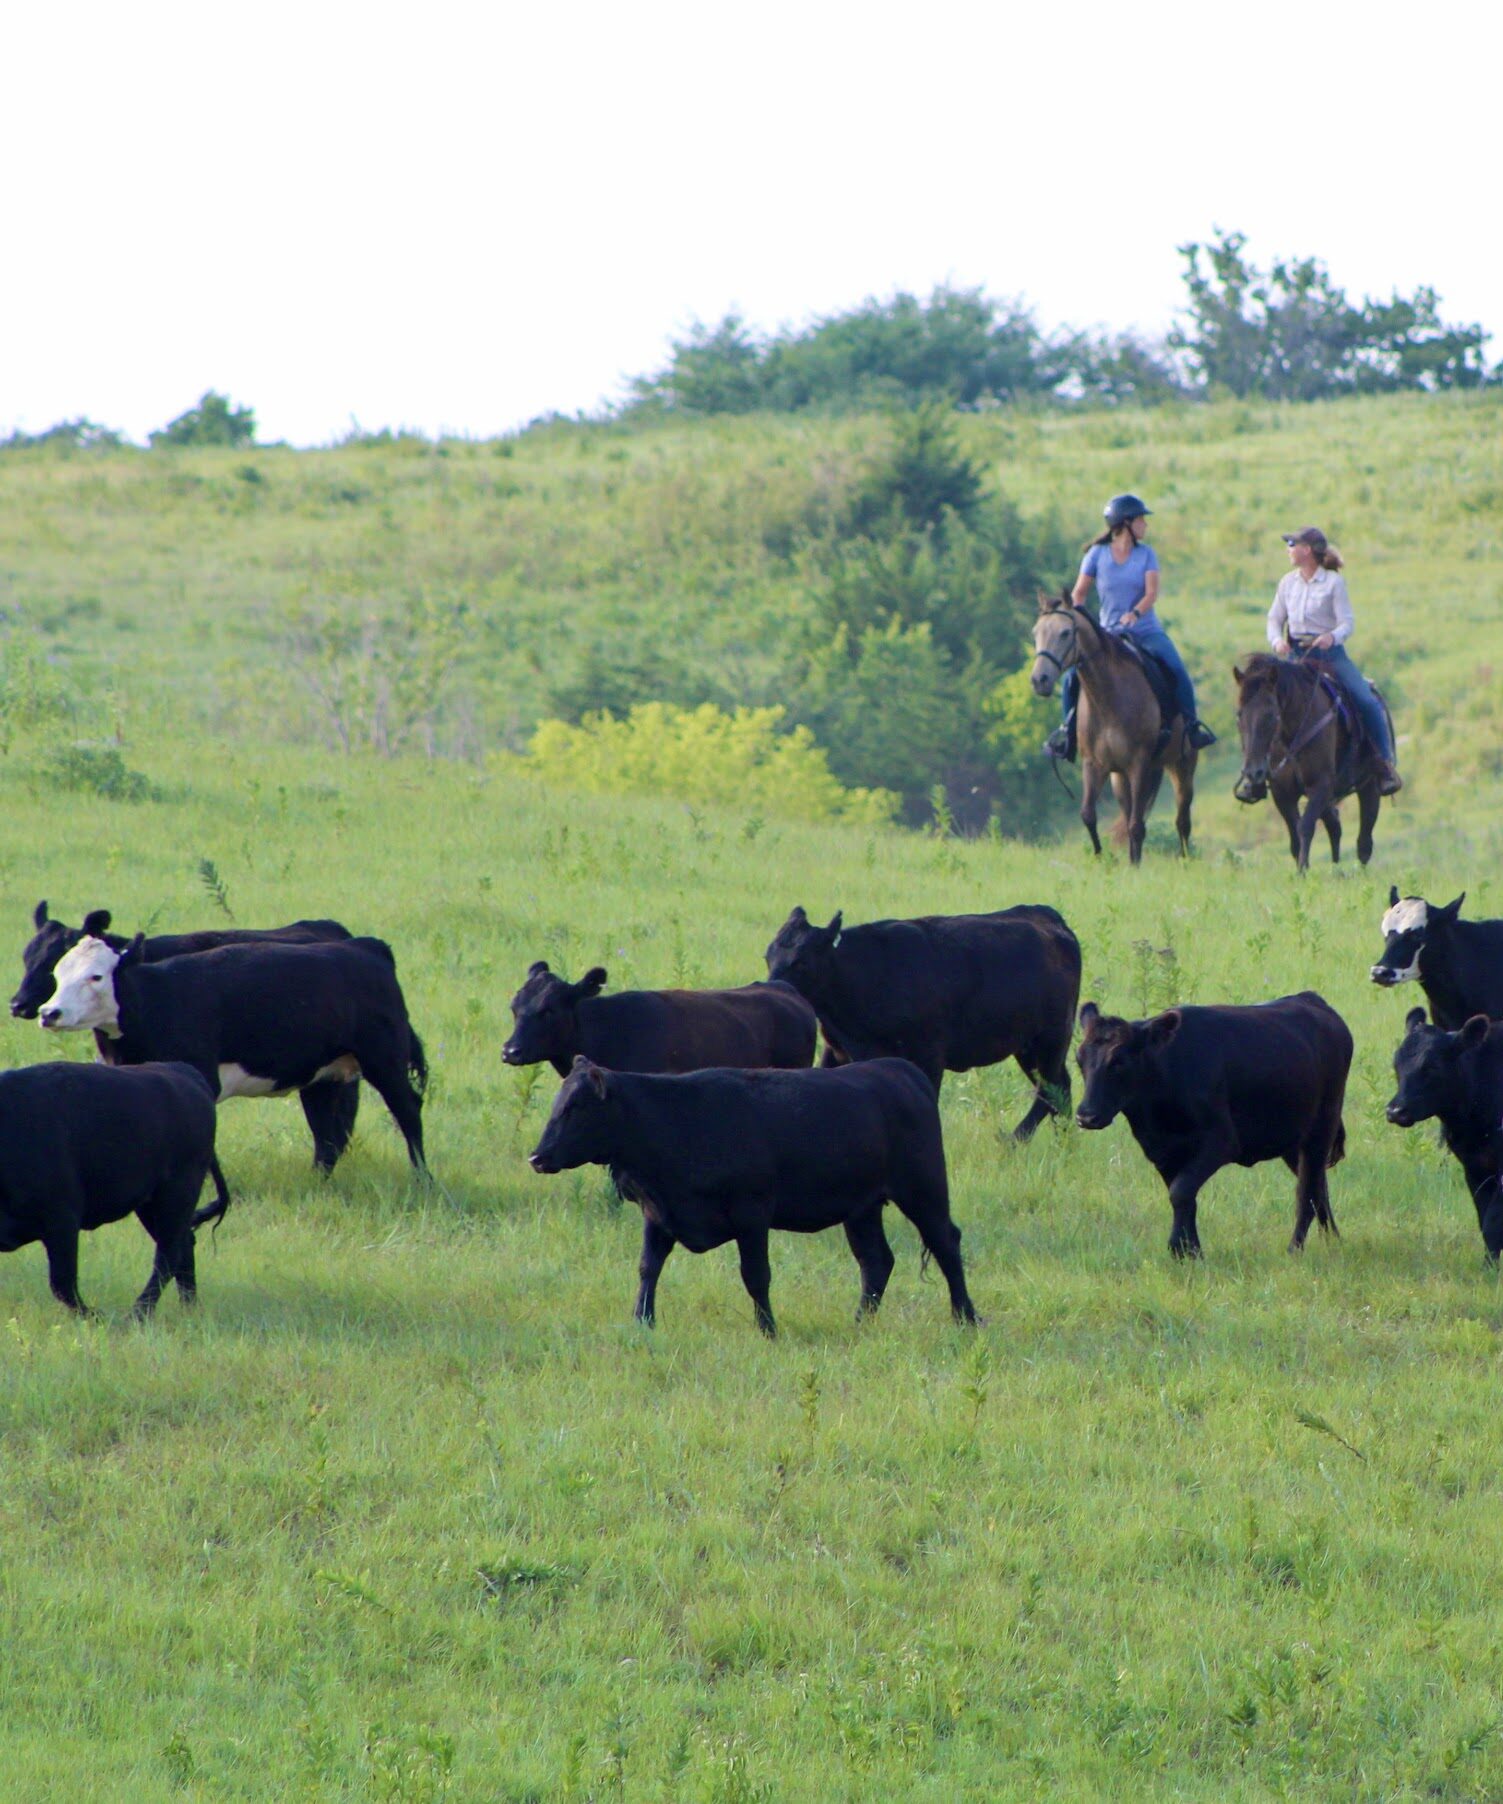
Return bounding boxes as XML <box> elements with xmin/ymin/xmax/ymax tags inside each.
<box><xmin>1104</xmin><ymin>493</ymin><xmax>1152</xmax><ymax>527</ymax></box>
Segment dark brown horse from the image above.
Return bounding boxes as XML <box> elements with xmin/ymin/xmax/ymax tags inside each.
<box><xmin>1031</xmin><ymin>595</ymin><xmax>1197</xmax><ymax>864</ymax></box>
<box><xmin>1233</xmin><ymin>654</ymin><xmax>1382</xmax><ymax>870</ymax></box>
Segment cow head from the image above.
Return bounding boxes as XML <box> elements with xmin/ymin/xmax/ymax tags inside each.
<box><xmin>1371</xmin><ymin>888</ymin><xmax>1463</xmax><ymax>987</ymax></box>
<box><xmin>528</xmin><ymin>1055</ymin><xmax>616</xmax><ymax>1173</ymax></box>
<box><xmin>503</xmin><ymin>960</ymin><xmax>606</xmax><ymax>1066</ymax></box>
<box><xmin>10</xmin><ymin>902</ymin><xmax>115</xmax><ymax>1018</ymax></box>
<box><xmin>38</xmin><ymin>932</ymin><xmax>138</xmax><ymax>1034</ymax></box>
<box><xmin>1075</xmin><ymin>1000</ymin><xmax>1182</xmax><ymax>1129</ymax></box>
<box><xmin>1386</xmin><ymin>1004</ymin><xmax>1490</xmax><ymax>1127</ymax></box>
<box><xmin>764</xmin><ymin>906</ymin><xmax>842</xmax><ymax>997</ymax></box>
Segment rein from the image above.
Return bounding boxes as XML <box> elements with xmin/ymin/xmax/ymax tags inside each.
<box><xmin>1268</xmin><ymin>664</ymin><xmax>1337</xmax><ymax>775</ymax></box>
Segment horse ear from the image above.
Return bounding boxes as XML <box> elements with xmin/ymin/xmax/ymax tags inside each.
<box><xmin>1405</xmin><ymin>1006</ymin><xmax>1428</xmax><ymax>1033</ymax></box>
<box><xmin>33</xmin><ymin>899</ymin><xmax>48</xmax><ymax>928</ymax></box>
<box><xmin>1389</xmin><ymin>885</ymin><xmax>1400</xmax><ymax>908</ymax></box>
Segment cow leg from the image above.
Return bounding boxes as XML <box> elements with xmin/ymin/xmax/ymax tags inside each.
<box><xmin>844</xmin><ymin>1207</ymin><xmax>895</xmax><ymax>1318</ymax></box>
<box><xmin>892</xmin><ymin>1191</ymin><xmax>978</xmax><ymax>1323</ymax></box>
<box><xmin>42</xmin><ymin>1230</ymin><xmax>88</xmax><ymax>1315</ymax></box>
<box><xmin>1080</xmin><ymin>759</ymin><xmax>1104</xmax><ymax>856</ymax></box>
<box><xmin>1321</xmin><ymin>805</ymin><xmax>1342</xmax><ymax>863</ymax></box>
<box><xmin>735</xmin><ymin>1228</ymin><xmax>776</xmax><ymax>1337</ymax></box>
<box><xmin>300</xmin><ymin>1078</ymin><xmax>360</xmax><ymax>1173</ymax></box>
<box><xmin>1355</xmin><ymin>779</ymin><xmax>1380</xmax><ymax>866</ymax></box>
<box><xmin>819</xmin><ymin>1038</ymin><xmax>850</xmax><ymax>1070</ymax></box>
<box><xmin>1473</xmin><ymin>1178</ymin><xmax>1503</xmax><ymax>1262</ymax></box>
<box><xmin>1165</xmin><ymin>1157</ymin><xmax>1222</xmax><ymax>1258</ymax></box>
<box><xmin>356</xmin><ymin>1052</ymin><xmax>427</xmax><ymax>1172</ymax></box>
<box><xmin>132</xmin><ymin>1231</ymin><xmax>191</xmax><ymax>1319</ymax></box>
<box><xmin>1012</xmin><ymin>1040</ymin><xmax>1070</xmax><ymax>1142</ymax></box>
<box><xmin>634</xmin><ymin>1218</ymin><xmax>675</xmax><ymax>1326</ymax></box>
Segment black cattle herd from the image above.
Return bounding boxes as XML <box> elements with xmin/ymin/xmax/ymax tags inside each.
<box><xmin>1</xmin><ymin>885</ymin><xmax>1500</xmax><ymax>1327</ymax></box>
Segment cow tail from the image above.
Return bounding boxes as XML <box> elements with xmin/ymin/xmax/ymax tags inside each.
<box><xmin>191</xmin><ymin>1155</ymin><xmax>233</xmax><ymax>1232</ymax></box>
<box><xmin>1326</xmin><ymin>1119</ymin><xmax>1346</xmax><ymax>1169</ymax></box>
<box><xmin>408</xmin><ymin>1027</ymin><xmax>429</xmax><ymax>1097</ymax></box>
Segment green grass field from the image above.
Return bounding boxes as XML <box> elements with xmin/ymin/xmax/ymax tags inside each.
<box><xmin>2</xmin><ymin>398</ymin><xmax>1503</xmax><ymax>1798</ymax></box>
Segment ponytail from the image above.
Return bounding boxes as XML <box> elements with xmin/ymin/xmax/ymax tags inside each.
<box><xmin>1084</xmin><ymin>522</ymin><xmax>1136</xmax><ymax>553</ymax></box>
<box><xmin>1320</xmin><ymin>545</ymin><xmax>1344</xmax><ymax>572</ymax></box>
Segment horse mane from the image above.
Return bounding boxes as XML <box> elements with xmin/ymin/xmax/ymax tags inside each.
<box><xmin>1036</xmin><ymin>594</ymin><xmax>1138</xmax><ymax>669</ymax></box>
<box><xmin>1237</xmin><ymin>652</ymin><xmax>1321</xmax><ymax>699</ymax></box>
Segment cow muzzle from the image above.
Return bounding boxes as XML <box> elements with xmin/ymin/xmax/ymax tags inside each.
<box><xmin>502</xmin><ymin>1044</ymin><xmax>523</xmax><ymax>1065</ymax></box>
<box><xmin>528</xmin><ymin>1150</ymin><xmax>556</xmax><ymax>1173</ymax></box>
<box><xmin>38</xmin><ymin>1006</ymin><xmax>62</xmax><ymax>1029</ymax></box>
<box><xmin>1075</xmin><ymin>1107</ymin><xmax>1109</xmax><ymax>1131</ymax></box>
<box><xmin>1385</xmin><ymin>1102</ymin><xmax>1415</xmax><ymax>1127</ymax></box>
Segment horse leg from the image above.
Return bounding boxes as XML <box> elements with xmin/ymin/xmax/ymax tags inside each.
<box><xmin>1125</xmin><ymin>760</ymin><xmax>1149</xmax><ymax>865</ymax></box>
<box><xmin>1079</xmin><ymin>757</ymin><xmax>1104</xmax><ymax>856</ymax></box>
<box><xmin>1170</xmin><ymin>752</ymin><xmax>1195</xmax><ymax>856</ymax></box>
<box><xmin>1321</xmin><ymin>804</ymin><xmax>1342</xmax><ymax>863</ymax></box>
<box><xmin>1296</xmin><ymin>780</ymin><xmax>1334</xmax><ymax>874</ymax></box>
<box><xmin>1355</xmin><ymin>779</ymin><xmax>1380</xmax><ymax>865</ymax></box>
<box><xmin>1272</xmin><ymin>781</ymin><xmax>1301</xmax><ymax>861</ymax></box>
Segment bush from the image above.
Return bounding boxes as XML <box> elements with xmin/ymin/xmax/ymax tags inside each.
<box><xmin>150</xmin><ymin>391</ymin><xmax>256</xmax><ymax>448</ymax></box>
<box><xmin>518</xmin><ymin>703</ymin><xmax>897</xmax><ymax>825</ymax></box>
<box><xmin>39</xmin><ymin>744</ymin><xmax>156</xmax><ymax>802</ymax></box>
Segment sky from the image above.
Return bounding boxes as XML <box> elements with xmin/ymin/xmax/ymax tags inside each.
<box><xmin>2</xmin><ymin>0</ymin><xmax>1498</xmax><ymax>446</ymax></box>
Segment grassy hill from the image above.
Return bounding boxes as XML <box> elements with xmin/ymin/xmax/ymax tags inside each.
<box><xmin>0</xmin><ymin>396</ymin><xmax>1502</xmax><ymax>1796</ymax></box>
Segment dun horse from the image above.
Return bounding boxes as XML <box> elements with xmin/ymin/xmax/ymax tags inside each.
<box><xmin>1233</xmin><ymin>654</ymin><xmax>1383</xmax><ymax>871</ymax></box>
<box><xmin>1031</xmin><ymin>595</ymin><xmax>1197</xmax><ymax>865</ymax></box>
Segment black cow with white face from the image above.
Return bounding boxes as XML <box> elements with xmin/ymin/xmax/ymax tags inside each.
<box><xmin>14</xmin><ymin>901</ymin><xmax>360</xmax><ymax>1170</ymax></box>
<box><xmin>764</xmin><ymin>903</ymin><xmax>1081</xmax><ymax>1139</ymax></box>
<box><xmin>0</xmin><ymin>1060</ymin><xmax>219</xmax><ymax>1316</ymax></box>
<box><xmin>1386</xmin><ymin>1006</ymin><xmax>1503</xmax><ymax>1258</ymax></box>
<box><xmin>503</xmin><ymin>961</ymin><xmax>817</xmax><ymax>1077</ymax></box>
<box><xmin>1075</xmin><ymin>992</ymin><xmax>1352</xmax><ymax>1257</ymax></box>
<box><xmin>40</xmin><ymin>935</ymin><xmax>428</xmax><ymax>1182</ymax></box>
<box><xmin>1370</xmin><ymin>889</ymin><xmax>1503</xmax><ymax>1028</ymax></box>
<box><xmin>528</xmin><ymin>1056</ymin><xmax>977</xmax><ymax>1336</ymax></box>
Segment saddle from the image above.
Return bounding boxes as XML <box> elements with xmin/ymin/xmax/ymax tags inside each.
<box><xmin>1116</xmin><ymin>635</ymin><xmax>1180</xmax><ymax>727</ymax></box>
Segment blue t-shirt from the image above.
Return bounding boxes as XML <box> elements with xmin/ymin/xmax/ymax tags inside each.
<box><xmin>1079</xmin><ymin>541</ymin><xmax>1161</xmax><ymax>634</ymax></box>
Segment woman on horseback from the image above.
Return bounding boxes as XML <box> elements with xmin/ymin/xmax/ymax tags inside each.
<box><xmin>1044</xmin><ymin>493</ymin><xmax>1216</xmax><ymax>761</ymax></box>
<box><xmin>1268</xmin><ymin>527</ymin><xmax>1401</xmax><ymax>796</ymax></box>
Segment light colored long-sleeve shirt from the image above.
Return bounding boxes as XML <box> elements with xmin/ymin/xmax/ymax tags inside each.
<box><xmin>1268</xmin><ymin>568</ymin><xmax>1355</xmax><ymax>648</ymax></box>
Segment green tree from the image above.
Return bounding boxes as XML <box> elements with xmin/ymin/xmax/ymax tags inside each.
<box><xmin>150</xmin><ymin>390</ymin><xmax>257</xmax><ymax>448</ymax></box>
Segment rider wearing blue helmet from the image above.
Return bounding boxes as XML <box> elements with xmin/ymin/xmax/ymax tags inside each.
<box><xmin>1044</xmin><ymin>493</ymin><xmax>1216</xmax><ymax>762</ymax></box>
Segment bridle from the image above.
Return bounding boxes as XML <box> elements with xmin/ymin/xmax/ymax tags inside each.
<box><xmin>1240</xmin><ymin>661</ymin><xmax>1336</xmax><ymax>784</ymax></box>
<box><xmin>1033</xmin><ymin>609</ymin><xmax>1092</xmax><ymax>674</ymax></box>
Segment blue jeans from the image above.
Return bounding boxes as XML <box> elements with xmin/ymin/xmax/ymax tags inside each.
<box><xmin>1060</xmin><ymin>626</ymin><xmax>1199</xmax><ymax>724</ymax></box>
<box><xmin>1302</xmin><ymin>645</ymin><xmax>1394</xmax><ymax>760</ymax></box>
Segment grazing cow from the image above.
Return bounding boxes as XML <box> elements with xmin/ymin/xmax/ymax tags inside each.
<box><xmin>0</xmin><ymin>1061</ymin><xmax>219</xmax><ymax>1316</ymax></box>
<box><xmin>764</xmin><ymin>904</ymin><xmax>1081</xmax><ymax>1138</ymax></box>
<box><xmin>528</xmin><ymin>1056</ymin><xmax>978</xmax><ymax>1335</ymax></box>
<box><xmin>1386</xmin><ymin>1006</ymin><xmax>1503</xmax><ymax>1258</ymax></box>
<box><xmin>1370</xmin><ymin>890</ymin><xmax>1503</xmax><ymax>1028</ymax></box>
<box><xmin>13</xmin><ymin>901</ymin><xmax>360</xmax><ymax>1170</ymax></box>
<box><xmin>503</xmin><ymin>961</ymin><xmax>817</xmax><ymax>1076</ymax></box>
<box><xmin>1075</xmin><ymin>993</ymin><xmax>1351</xmax><ymax>1257</ymax></box>
<box><xmin>39</xmin><ymin>936</ymin><xmax>428</xmax><ymax>1183</ymax></box>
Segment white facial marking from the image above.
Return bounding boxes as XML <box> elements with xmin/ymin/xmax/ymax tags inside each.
<box><xmin>1380</xmin><ymin>897</ymin><xmax>1427</xmax><ymax>937</ymax></box>
<box><xmin>42</xmin><ymin>936</ymin><xmax>122</xmax><ymax>1033</ymax></box>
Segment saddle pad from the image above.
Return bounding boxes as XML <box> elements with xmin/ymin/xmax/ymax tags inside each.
<box><xmin>1119</xmin><ymin>637</ymin><xmax>1179</xmax><ymax>723</ymax></box>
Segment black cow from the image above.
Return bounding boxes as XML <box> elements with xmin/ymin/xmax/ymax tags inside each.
<box><xmin>528</xmin><ymin>1056</ymin><xmax>978</xmax><ymax>1336</ymax></box>
<box><xmin>1371</xmin><ymin>889</ymin><xmax>1503</xmax><ymax>1027</ymax></box>
<box><xmin>764</xmin><ymin>904</ymin><xmax>1081</xmax><ymax>1138</ymax></box>
<box><xmin>1386</xmin><ymin>1006</ymin><xmax>1503</xmax><ymax>1258</ymax></box>
<box><xmin>503</xmin><ymin>961</ymin><xmax>817</xmax><ymax>1076</ymax></box>
<box><xmin>40</xmin><ymin>935</ymin><xmax>428</xmax><ymax>1185</ymax></box>
<box><xmin>14</xmin><ymin>901</ymin><xmax>360</xmax><ymax>1170</ymax></box>
<box><xmin>0</xmin><ymin>1061</ymin><xmax>219</xmax><ymax>1316</ymax></box>
<box><xmin>1075</xmin><ymin>993</ymin><xmax>1351</xmax><ymax>1257</ymax></box>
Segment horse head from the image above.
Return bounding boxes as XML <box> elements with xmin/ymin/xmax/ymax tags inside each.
<box><xmin>1232</xmin><ymin>655</ymin><xmax>1288</xmax><ymax>802</ymax></box>
<box><xmin>1031</xmin><ymin>592</ymin><xmax>1083</xmax><ymax>697</ymax></box>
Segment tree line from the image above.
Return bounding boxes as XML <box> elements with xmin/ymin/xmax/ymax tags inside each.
<box><xmin>626</xmin><ymin>231</ymin><xmax>1494</xmax><ymax>416</ymax></box>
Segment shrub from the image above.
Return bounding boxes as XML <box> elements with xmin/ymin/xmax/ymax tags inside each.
<box><xmin>518</xmin><ymin>702</ymin><xmax>897</xmax><ymax>825</ymax></box>
<box><xmin>150</xmin><ymin>391</ymin><xmax>256</xmax><ymax>448</ymax></box>
<box><xmin>39</xmin><ymin>743</ymin><xmax>156</xmax><ymax>801</ymax></box>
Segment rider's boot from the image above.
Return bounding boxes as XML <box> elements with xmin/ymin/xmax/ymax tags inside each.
<box><xmin>1374</xmin><ymin>757</ymin><xmax>1402</xmax><ymax>797</ymax></box>
<box><xmin>1043</xmin><ymin>710</ymin><xmax>1077</xmax><ymax>763</ymax></box>
<box><xmin>1187</xmin><ymin>718</ymin><xmax>1217</xmax><ymax>751</ymax></box>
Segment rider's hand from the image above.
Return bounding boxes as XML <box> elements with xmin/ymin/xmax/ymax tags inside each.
<box><xmin>1273</xmin><ymin>638</ymin><xmax>1290</xmax><ymax>657</ymax></box>
<box><xmin>1312</xmin><ymin>633</ymin><xmax>1335</xmax><ymax>651</ymax></box>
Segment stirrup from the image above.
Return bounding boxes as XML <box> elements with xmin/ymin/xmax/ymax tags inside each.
<box><xmin>1043</xmin><ymin>725</ymin><xmax>1075</xmax><ymax>763</ymax></box>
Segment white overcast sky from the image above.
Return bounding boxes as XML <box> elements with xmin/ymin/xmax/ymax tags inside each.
<box><xmin>2</xmin><ymin>1</ymin><xmax>1497</xmax><ymax>446</ymax></box>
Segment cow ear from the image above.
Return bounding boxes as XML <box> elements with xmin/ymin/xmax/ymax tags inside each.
<box><xmin>1388</xmin><ymin>885</ymin><xmax>1400</xmax><ymax>908</ymax></box>
<box><xmin>1078</xmin><ymin>1001</ymin><xmax>1100</xmax><ymax>1036</ymax></box>
<box><xmin>580</xmin><ymin>1059</ymin><xmax>609</xmax><ymax>1097</ymax></box>
<box><xmin>33</xmin><ymin>899</ymin><xmax>48</xmax><ymax>928</ymax></box>
<box><xmin>120</xmin><ymin>933</ymin><xmax>146</xmax><ymax>967</ymax></box>
<box><xmin>1232</xmin><ymin>665</ymin><xmax>1244</xmax><ymax>684</ymax></box>
<box><xmin>578</xmin><ymin>966</ymin><xmax>607</xmax><ymax>998</ymax></box>
<box><xmin>826</xmin><ymin>911</ymin><xmax>843</xmax><ymax>940</ymax></box>
<box><xmin>1460</xmin><ymin>1014</ymin><xmax>1490</xmax><ymax>1049</ymax></box>
<box><xmin>528</xmin><ymin>960</ymin><xmax>550</xmax><ymax>978</ymax></box>
<box><xmin>1147</xmin><ymin>1009</ymin><xmax>1183</xmax><ymax>1048</ymax></box>
<box><xmin>1404</xmin><ymin>1006</ymin><xmax>1428</xmax><ymax>1033</ymax></box>
<box><xmin>788</xmin><ymin>905</ymin><xmax>807</xmax><ymax>925</ymax></box>
<box><xmin>1438</xmin><ymin>894</ymin><xmax>1465</xmax><ymax>921</ymax></box>
<box><xmin>83</xmin><ymin>909</ymin><xmax>112</xmax><ymax>936</ymax></box>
